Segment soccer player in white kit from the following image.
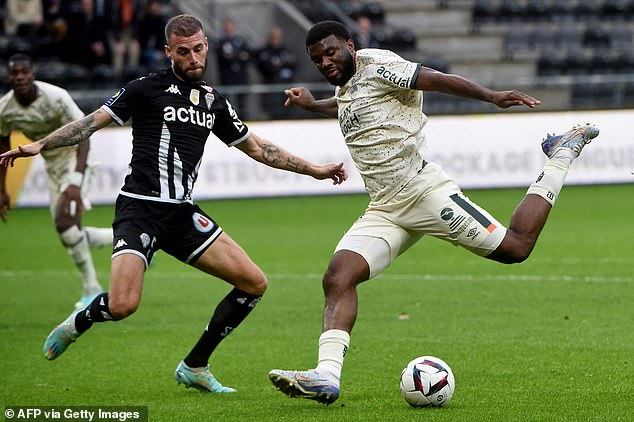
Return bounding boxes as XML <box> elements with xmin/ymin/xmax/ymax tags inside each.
<box><xmin>0</xmin><ymin>54</ymin><xmax>113</xmax><ymax>308</ymax></box>
<box><xmin>268</xmin><ymin>21</ymin><xmax>600</xmax><ymax>404</ymax></box>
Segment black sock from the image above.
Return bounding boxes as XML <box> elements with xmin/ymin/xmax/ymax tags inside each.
<box><xmin>75</xmin><ymin>293</ymin><xmax>117</xmax><ymax>333</ymax></box>
<box><xmin>184</xmin><ymin>288</ymin><xmax>262</xmax><ymax>368</ymax></box>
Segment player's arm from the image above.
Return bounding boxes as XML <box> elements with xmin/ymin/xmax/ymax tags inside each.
<box><xmin>235</xmin><ymin>133</ymin><xmax>348</xmax><ymax>185</ymax></box>
<box><xmin>0</xmin><ymin>134</ymin><xmax>10</xmax><ymax>222</ymax></box>
<box><xmin>415</xmin><ymin>66</ymin><xmax>540</xmax><ymax>109</ymax></box>
<box><xmin>0</xmin><ymin>108</ymin><xmax>113</xmax><ymax>167</ymax></box>
<box><xmin>284</xmin><ymin>87</ymin><xmax>339</xmax><ymax>118</ymax></box>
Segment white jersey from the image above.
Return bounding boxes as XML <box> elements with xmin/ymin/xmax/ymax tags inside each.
<box><xmin>0</xmin><ymin>80</ymin><xmax>85</xmax><ymax>164</ymax></box>
<box><xmin>335</xmin><ymin>48</ymin><xmax>426</xmax><ymax>204</ymax></box>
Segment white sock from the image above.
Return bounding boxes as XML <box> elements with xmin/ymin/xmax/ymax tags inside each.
<box><xmin>84</xmin><ymin>227</ymin><xmax>114</xmax><ymax>249</ymax></box>
<box><xmin>316</xmin><ymin>329</ymin><xmax>350</xmax><ymax>382</ymax></box>
<box><xmin>526</xmin><ymin>151</ymin><xmax>574</xmax><ymax>206</ymax></box>
<box><xmin>60</xmin><ymin>226</ymin><xmax>102</xmax><ymax>296</ymax></box>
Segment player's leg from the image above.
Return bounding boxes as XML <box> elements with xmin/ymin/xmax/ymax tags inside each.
<box><xmin>43</xmin><ymin>195</ymin><xmax>154</xmax><ymax>360</ymax></box>
<box><xmin>52</xmin><ymin>185</ymin><xmax>103</xmax><ymax>308</ymax></box>
<box><xmin>42</xmin><ymin>253</ymin><xmax>146</xmax><ymax>360</ymax></box>
<box><xmin>487</xmin><ymin>123</ymin><xmax>599</xmax><ymax>263</ymax></box>
<box><xmin>79</xmin><ymin>163</ymin><xmax>113</xmax><ymax>250</ymax></box>
<box><xmin>167</xmin><ymin>207</ymin><xmax>266</xmax><ymax>393</ymax></box>
<box><xmin>270</xmin><ymin>216</ymin><xmax>410</xmax><ymax>404</ymax></box>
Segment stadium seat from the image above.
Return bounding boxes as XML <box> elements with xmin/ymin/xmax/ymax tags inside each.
<box><xmin>574</xmin><ymin>2</ymin><xmax>603</xmax><ymax>22</ymax></box>
<box><xmin>562</xmin><ymin>48</ymin><xmax>591</xmax><ymax>75</ymax></box>
<box><xmin>64</xmin><ymin>64</ymin><xmax>92</xmax><ymax>90</ymax></box>
<box><xmin>36</xmin><ymin>60</ymin><xmax>68</xmax><ymax>86</ymax></box>
<box><xmin>390</xmin><ymin>29</ymin><xmax>416</xmax><ymax>51</ymax></box>
<box><xmin>524</xmin><ymin>0</ymin><xmax>548</xmax><ymax>22</ymax></box>
<box><xmin>359</xmin><ymin>2</ymin><xmax>385</xmax><ymax>23</ymax></box>
<box><xmin>549</xmin><ymin>0</ymin><xmax>577</xmax><ymax>22</ymax></box>
<box><xmin>498</xmin><ymin>0</ymin><xmax>523</xmax><ymax>22</ymax></box>
<box><xmin>601</xmin><ymin>0</ymin><xmax>628</xmax><ymax>20</ymax></box>
<box><xmin>504</xmin><ymin>26</ymin><xmax>533</xmax><ymax>55</ymax></box>
<box><xmin>608</xmin><ymin>24</ymin><xmax>633</xmax><ymax>50</ymax></box>
<box><xmin>582</xmin><ymin>26</ymin><xmax>611</xmax><ymax>49</ymax></box>
<box><xmin>559</xmin><ymin>24</ymin><xmax>583</xmax><ymax>49</ymax></box>
<box><xmin>472</xmin><ymin>0</ymin><xmax>499</xmax><ymax>25</ymax></box>
<box><xmin>532</xmin><ymin>25</ymin><xmax>559</xmax><ymax>52</ymax></box>
<box><xmin>537</xmin><ymin>49</ymin><xmax>566</xmax><ymax>76</ymax></box>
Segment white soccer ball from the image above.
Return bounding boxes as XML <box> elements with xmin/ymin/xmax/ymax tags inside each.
<box><xmin>399</xmin><ymin>355</ymin><xmax>455</xmax><ymax>407</ymax></box>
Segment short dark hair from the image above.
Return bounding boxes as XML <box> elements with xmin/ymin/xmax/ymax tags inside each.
<box><xmin>306</xmin><ymin>20</ymin><xmax>352</xmax><ymax>47</ymax></box>
<box><xmin>165</xmin><ymin>14</ymin><xmax>204</xmax><ymax>43</ymax></box>
<box><xmin>7</xmin><ymin>53</ymin><xmax>32</xmax><ymax>70</ymax></box>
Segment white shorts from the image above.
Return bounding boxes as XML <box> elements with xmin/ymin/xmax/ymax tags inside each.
<box><xmin>42</xmin><ymin>146</ymin><xmax>96</xmax><ymax>218</ymax></box>
<box><xmin>335</xmin><ymin>162</ymin><xmax>507</xmax><ymax>278</ymax></box>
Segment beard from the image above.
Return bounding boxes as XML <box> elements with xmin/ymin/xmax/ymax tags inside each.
<box><xmin>324</xmin><ymin>51</ymin><xmax>355</xmax><ymax>86</ymax></box>
<box><xmin>173</xmin><ymin>56</ymin><xmax>208</xmax><ymax>83</ymax></box>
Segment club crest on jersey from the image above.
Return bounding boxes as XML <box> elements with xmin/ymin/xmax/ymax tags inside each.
<box><xmin>193</xmin><ymin>212</ymin><xmax>214</xmax><ymax>233</ymax></box>
<box><xmin>190</xmin><ymin>89</ymin><xmax>200</xmax><ymax>105</ymax></box>
<box><xmin>205</xmin><ymin>93</ymin><xmax>214</xmax><ymax>109</ymax></box>
<box><xmin>105</xmin><ymin>88</ymin><xmax>125</xmax><ymax>106</ymax></box>
<box><xmin>140</xmin><ymin>233</ymin><xmax>151</xmax><ymax>249</ymax></box>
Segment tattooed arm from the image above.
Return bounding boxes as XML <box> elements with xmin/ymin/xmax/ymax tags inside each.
<box><xmin>0</xmin><ymin>109</ymin><xmax>113</xmax><ymax>167</ymax></box>
<box><xmin>235</xmin><ymin>133</ymin><xmax>348</xmax><ymax>185</ymax></box>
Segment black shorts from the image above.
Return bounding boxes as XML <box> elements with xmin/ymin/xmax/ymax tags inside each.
<box><xmin>112</xmin><ymin>195</ymin><xmax>223</xmax><ymax>267</ymax></box>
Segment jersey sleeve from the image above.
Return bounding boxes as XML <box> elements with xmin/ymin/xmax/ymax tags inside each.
<box><xmin>56</xmin><ymin>89</ymin><xmax>85</xmax><ymax>123</ymax></box>
<box><xmin>210</xmin><ymin>93</ymin><xmax>251</xmax><ymax>146</ymax></box>
<box><xmin>373</xmin><ymin>57</ymin><xmax>421</xmax><ymax>90</ymax></box>
<box><xmin>101</xmin><ymin>78</ymin><xmax>144</xmax><ymax>125</ymax></box>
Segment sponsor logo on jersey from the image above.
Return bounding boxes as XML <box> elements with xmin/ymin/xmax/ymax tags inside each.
<box><xmin>163</xmin><ymin>106</ymin><xmax>215</xmax><ymax>129</ymax></box>
<box><xmin>440</xmin><ymin>208</ymin><xmax>454</xmax><ymax>220</ymax></box>
<box><xmin>340</xmin><ymin>106</ymin><xmax>360</xmax><ymax>134</ymax></box>
<box><xmin>205</xmin><ymin>93</ymin><xmax>214</xmax><ymax>110</ymax></box>
<box><xmin>190</xmin><ymin>89</ymin><xmax>200</xmax><ymax>105</ymax></box>
<box><xmin>192</xmin><ymin>212</ymin><xmax>214</xmax><ymax>232</ymax></box>
<box><xmin>105</xmin><ymin>88</ymin><xmax>125</xmax><ymax>106</ymax></box>
<box><xmin>165</xmin><ymin>84</ymin><xmax>181</xmax><ymax>95</ymax></box>
<box><xmin>114</xmin><ymin>238</ymin><xmax>128</xmax><ymax>249</ymax></box>
<box><xmin>376</xmin><ymin>66</ymin><xmax>412</xmax><ymax>88</ymax></box>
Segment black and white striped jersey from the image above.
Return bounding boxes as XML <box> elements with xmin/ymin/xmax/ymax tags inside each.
<box><xmin>102</xmin><ymin>69</ymin><xmax>251</xmax><ymax>203</ymax></box>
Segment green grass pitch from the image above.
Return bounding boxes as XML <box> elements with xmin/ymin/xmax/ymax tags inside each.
<box><xmin>1</xmin><ymin>185</ymin><xmax>632</xmax><ymax>421</ymax></box>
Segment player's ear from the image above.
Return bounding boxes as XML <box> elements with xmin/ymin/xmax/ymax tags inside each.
<box><xmin>346</xmin><ymin>39</ymin><xmax>355</xmax><ymax>53</ymax></box>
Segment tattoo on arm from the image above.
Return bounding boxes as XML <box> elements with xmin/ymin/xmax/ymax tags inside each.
<box><xmin>261</xmin><ymin>143</ymin><xmax>307</xmax><ymax>174</ymax></box>
<box><xmin>40</xmin><ymin>115</ymin><xmax>97</xmax><ymax>150</ymax></box>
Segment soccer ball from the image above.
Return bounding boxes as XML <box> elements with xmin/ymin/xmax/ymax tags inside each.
<box><xmin>399</xmin><ymin>356</ymin><xmax>455</xmax><ymax>407</ymax></box>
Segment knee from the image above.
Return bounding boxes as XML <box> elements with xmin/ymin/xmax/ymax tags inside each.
<box><xmin>107</xmin><ymin>297</ymin><xmax>139</xmax><ymax>319</ymax></box>
<box><xmin>322</xmin><ymin>269</ymin><xmax>355</xmax><ymax>296</ymax></box>
<box><xmin>241</xmin><ymin>269</ymin><xmax>268</xmax><ymax>296</ymax></box>
<box><xmin>491</xmin><ymin>244</ymin><xmax>532</xmax><ymax>264</ymax></box>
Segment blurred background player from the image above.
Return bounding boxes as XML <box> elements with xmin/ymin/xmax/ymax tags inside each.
<box><xmin>0</xmin><ymin>54</ymin><xmax>113</xmax><ymax>308</ymax></box>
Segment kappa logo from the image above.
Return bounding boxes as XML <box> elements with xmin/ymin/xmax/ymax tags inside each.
<box><xmin>165</xmin><ymin>84</ymin><xmax>181</xmax><ymax>95</ymax></box>
<box><xmin>192</xmin><ymin>212</ymin><xmax>214</xmax><ymax>233</ymax></box>
<box><xmin>114</xmin><ymin>239</ymin><xmax>128</xmax><ymax>249</ymax></box>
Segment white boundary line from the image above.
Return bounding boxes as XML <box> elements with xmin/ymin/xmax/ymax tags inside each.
<box><xmin>1</xmin><ymin>271</ymin><xmax>632</xmax><ymax>283</ymax></box>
